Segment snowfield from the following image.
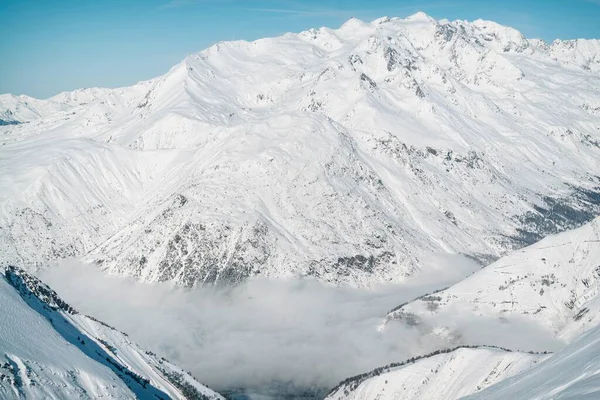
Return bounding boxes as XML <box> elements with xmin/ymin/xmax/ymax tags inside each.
<box><xmin>1</xmin><ymin>13</ymin><xmax>600</xmax><ymax>287</ymax></box>
<box><xmin>0</xmin><ymin>266</ymin><xmax>223</xmax><ymax>400</ymax></box>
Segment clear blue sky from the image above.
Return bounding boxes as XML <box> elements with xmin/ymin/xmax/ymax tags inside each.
<box><xmin>1</xmin><ymin>0</ymin><xmax>599</xmax><ymax>98</ymax></box>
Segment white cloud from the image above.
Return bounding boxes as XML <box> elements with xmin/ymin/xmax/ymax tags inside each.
<box><xmin>39</xmin><ymin>256</ymin><xmax>558</xmax><ymax>397</ymax></box>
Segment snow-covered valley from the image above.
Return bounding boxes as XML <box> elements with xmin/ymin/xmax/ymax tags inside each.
<box><xmin>2</xmin><ymin>10</ymin><xmax>600</xmax><ymax>400</ymax></box>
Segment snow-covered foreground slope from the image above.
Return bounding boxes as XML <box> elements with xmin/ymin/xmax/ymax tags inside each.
<box><xmin>0</xmin><ymin>266</ymin><xmax>223</xmax><ymax>400</ymax></box>
<box><xmin>2</xmin><ymin>13</ymin><xmax>600</xmax><ymax>286</ymax></box>
<box><xmin>465</xmin><ymin>324</ymin><xmax>600</xmax><ymax>400</ymax></box>
<box><xmin>325</xmin><ymin>346</ymin><xmax>546</xmax><ymax>400</ymax></box>
<box><xmin>383</xmin><ymin>216</ymin><xmax>600</xmax><ymax>344</ymax></box>
<box><xmin>328</xmin><ymin>324</ymin><xmax>600</xmax><ymax>400</ymax></box>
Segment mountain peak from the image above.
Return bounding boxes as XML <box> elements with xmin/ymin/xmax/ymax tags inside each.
<box><xmin>371</xmin><ymin>16</ymin><xmax>392</xmax><ymax>25</ymax></box>
<box><xmin>339</xmin><ymin>16</ymin><xmax>370</xmax><ymax>31</ymax></box>
<box><xmin>405</xmin><ymin>11</ymin><xmax>436</xmax><ymax>22</ymax></box>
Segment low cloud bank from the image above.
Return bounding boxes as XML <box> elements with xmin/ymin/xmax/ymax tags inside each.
<box><xmin>39</xmin><ymin>255</ymin><xmax>558</xmax><ymax>397</ymax></box>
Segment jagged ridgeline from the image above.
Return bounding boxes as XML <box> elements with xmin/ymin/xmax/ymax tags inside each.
<box><xmin>1</xmin><ymin>12</ymin><xmax>600</xmax><ymax>286</ymax></box>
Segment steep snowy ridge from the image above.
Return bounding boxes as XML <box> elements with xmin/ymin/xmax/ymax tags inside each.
<box><xmin>1</xmin><ymin>13</ymin><xmax>600</xmax><ymax>286</ymax></box>
<box><xmin>465</xmin><ymin>324</ymin><xmax>600</xmax><ymax>399</ymax></box>
<box><xmin>325</xmin><ymin>345</ymin><xmax>546</xmax><ymax>400</ymax></box>
<box><xmin>0</xmin><ymin>266</ymin><xmax>224</xmax><ymax>400</ymax></box>
<box><xmin>383</xmin><ymin>216</ymin><xmax>600</xmax><ymax>342</ymax></box>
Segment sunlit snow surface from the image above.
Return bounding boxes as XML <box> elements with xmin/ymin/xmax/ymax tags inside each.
<box><xmin>465</xmin><ymin>324</ymin><xmax>600</xmax><ymax>399</ymax></box>
<box><xmin>0</xmin><ymin>274</ymin><xmax>132</xmax><ymax>399</ymax></box>
<box><xmin>1</xmin><ymin>13</ymin><xmax>600</xmax><ymax>287</ymax></box>
<box><xmin>0</xmin><ymin>267</ymin><xmax>224</xmax><ymax>399</ymax></box>
<box><xmin>325</xmin><ymin>346</ymin><xmax>546</xmax><ymax>400</ymax></box>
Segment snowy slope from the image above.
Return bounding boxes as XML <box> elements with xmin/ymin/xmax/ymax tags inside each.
<box><xmin>464</xmin><ymin>324</ymin><xmax>600</xmax><ymax>400</ymax></box>
<box><xmin>325</xmin><ymin>346</ymin><xmax>545</xmax><ymax>400</ymax></box>
<box><xmin>2</xmin><ymin>13</ymin><xmax>600</xmax><ymax>286</ymax></box>
<box><xmin>328</xmin><ymin>322</ymin><xmax>600</xmax><ymax>400</ymax></box>
<box><xmin>383</xmin><ymin>216</ymin><xmax>600</xmax><ymax>344</ymax></box>
<box><xmin>328</xmin><ymin>217</ymin><xmax>600</xmax><ymax>400</ymax></box>
<box><xmin>327</xmin><ymin>215</ymin><xmax>600</xmax><ymax>400</ymax></box>
<box><xmin>0</xmin><ymin>266</ymin><xmax>224</xmax><ymax>400</ymax></box>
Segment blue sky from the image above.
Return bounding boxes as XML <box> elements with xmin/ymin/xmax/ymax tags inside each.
<box><xmin>2</xmin><ymin>0</ymin><xmax>599</xmax><ymax>98</ymax></box>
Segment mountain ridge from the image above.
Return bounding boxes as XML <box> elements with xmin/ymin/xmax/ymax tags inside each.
<box><xmin>1</xmin><ymin>13</ymin><xmax>600</xmax><ymax>287</ymax></box>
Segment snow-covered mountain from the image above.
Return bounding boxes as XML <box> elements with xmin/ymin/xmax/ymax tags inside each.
<box><xmin>2</xmin><ymin>12</ymin><xmax>600</xmax><ymax>287</ymax></box>
<box><xmin>325</xmin><ymin>345</ymin><xmax>546</xmax><ymax>400</ymax></box>
<box><xmin>0</xmin><ymin>266</ymin><xmax>223</xmax><ymax>400</ymax></box>
<box><xmin>382</xmin><ymin>216</ymin><xmax>600</xmax><ymax>343</ymax></box>
<box><xmin>0</xmin><ymin>87</ymin><xmax>149</xmax><ymax>124</ymax></box>
<box><xmin>0</xmin><ymin>94</ymin><xmax>65</xmax><ymax>125</ymax></box>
